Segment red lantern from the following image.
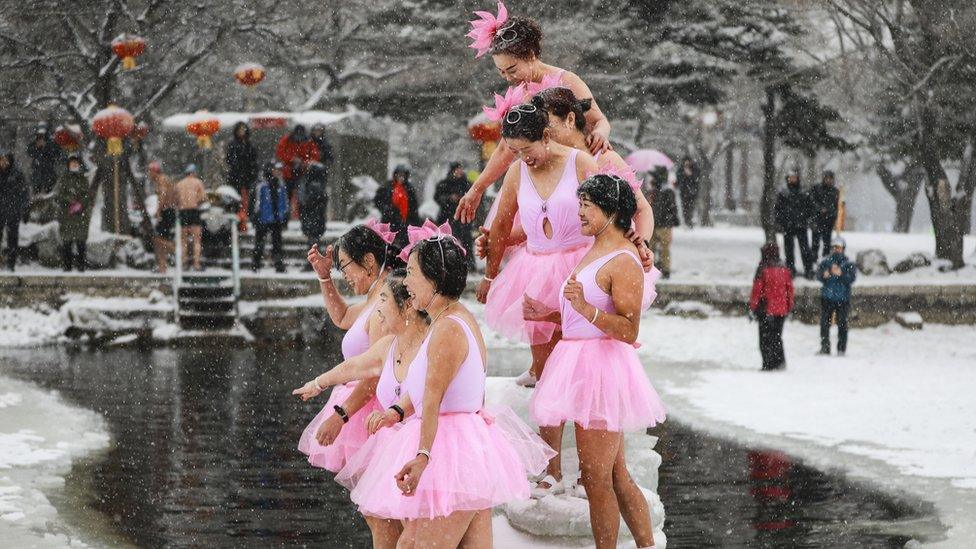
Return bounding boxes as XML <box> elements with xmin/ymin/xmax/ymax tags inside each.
<box><xmin>53</xmin><ymin>125</ymin><xmax>83</xmax><ymax>151</ymax></box>
<box><xmin>111</xmin><ymin>34</ymin><xmax>146</xmax><ymax>70</ymax></box>
<box><xmin>234</xmin><ymin>63</ymin><xmax>266</xmax><ymax>87</ymax></box>
<box><xmin>92</xmin><ymin>105</ymin><xmax>134</xmax><ymax>156</ymax></box>
<box><xmin>133</xmin><ymin>121</ymin><xmax>150</xmax><ymax>140</ymax></box>
<box><xmin>467</xmin><ymin>113</ymin><xmax>501</xmax><ymax>161</ymax></box>
<box><xmin>186</xmin><ymin>112</ymin><xmax>221</xmax><ymax>150</ymax></box>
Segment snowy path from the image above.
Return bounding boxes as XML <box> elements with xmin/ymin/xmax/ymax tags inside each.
<box><xmin>639</xmin><ymin>311</ymin><xmax>976</xmax><ymax>546</ymax></box>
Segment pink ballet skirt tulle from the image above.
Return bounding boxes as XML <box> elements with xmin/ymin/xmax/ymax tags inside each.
<box><xmin>335</xmin><ymin>407</ymin><xmax>555</xmax><ymax>520</ymax></box>
<box><xmin>297</xmin><ymin>382</ymin><xmax>383</xmax><ymax>472</ymax></box>
<box><xmin>484</xmin><ymin>245</ymin><xmax>589</xmax><ymax>345</ymax></box>
<box><xmin>531</xmin><ymin>339</ymin><xmax>667</xmax><ymax>432</ymax></box>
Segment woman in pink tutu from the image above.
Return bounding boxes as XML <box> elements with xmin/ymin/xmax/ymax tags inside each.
<box><xmin>455</xmin><ymin>1</ymin><xmax>612</xmax><ymax>223</ymax></box>
<box><xmin>334</xmin><ymin>222</ymin><xmax>554</xmax><ymax>547</ymax></box>
<box><xmin>293</xmin><ymin>267</ymin><xmax>428</xmax><ymax>548</ymax></box>
<box><xmin>525</xmin><ymin>174</ymin><xmax>665</xmax><ymax>549</ymax></box>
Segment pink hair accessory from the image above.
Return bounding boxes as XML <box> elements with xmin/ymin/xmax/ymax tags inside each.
<box><xmin>587</xmin><ymin>160</ymin><xmax>642</xmax><ymax>192</ymax></box>
<box><xmin>364</xmin><ymin>218</ymin><xmax>397</xmax><ymax>245</ymax></box>
<box><xmin>526</xmin><ymin>71</ymin><xmax>563</xmax><ymax>95</ymax></box>
<box><xmin>483</xmin><ymin>84</ymin><xmax>527</xmax><ymax>122</ymax></box>
<box><xmin>397</xmin><ymin>219</ymin><xmax>467</xmax><ymax>262</ymax></box>
<box><xmin>466</xmin><ymin>1</ymin><xmax>509</xmax><ymax>58</ymax></box>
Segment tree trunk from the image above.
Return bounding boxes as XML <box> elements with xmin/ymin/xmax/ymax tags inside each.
<box><xmin>761</xmin><ymin>89</ymin><xmax>777</xmax><ymax>242</ymax></box>
<box><xmin>877</xmin><ymin>163</ymin><xmax>923</xmax><ymax>233</ymax></box>
<box><xmin>739</xmin><ymin>140</ymin><xmax>750</xmax><ymax>209</ymax></box>
<box><xmin>699</xmin><ymin>156</ymin><xmax>714</xmax><ymax>227</ymax></box>
<box><xmin>915</xmin><ymin>97</ymin><xmax>965</xmax><ymax>268</ymax></box>
<box><xmin>724</xmin><ymin>143</ymin><xmax>736</xmax><ymax>210</ymax></box>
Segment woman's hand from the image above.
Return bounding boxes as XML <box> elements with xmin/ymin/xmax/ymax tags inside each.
<box><xmin>563</xmin><ymin>276</ymin><xmax>590</xmax><ymax>315</ymax></box>
<box><xmin>394</xmin><ymin>455</ymin><xmax>430</xmax><ymax>496</ymax></box>
<box><xmin>476</xmin><ymin>277</ymin><xmax>492</xmax><ymax>304</ymax></box>
<box><xmin>308</xmin><ymin>244</ymin><xmax>333</xmax><ymax>280</ymax></box>
<box><xmin>366</xmin><ymin>408</ymin><xmax>400</xmax><ymax>435</ymax></box>
<box><xmin>454</xmin><ymin>187</ymin><xmax>484</xmax><ymax>224</ymax></box>
<box><xmin>474</xmin><ymin>226</ymin><xmax>489</xmax><ymax>259</ymax></box>
<box><xmin>585</xmin><ymin>128</ymin><xmax>611</xmax><ymax>155</ymax></box>
<box><xmin>292</xmin><ymin>381</ymin><xmax>323</xmax><ymax>401</ymax></box>
<box><xmin>315</xmin><ymin>413</ymin><xmax>344</xmax><ymax>445</ymax></box>
<box><xmin>523</xmin><ymin>295</ymin><xmax>555</xmax><ymax>322</ymax></box>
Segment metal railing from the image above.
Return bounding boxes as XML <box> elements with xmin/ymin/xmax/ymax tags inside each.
<box><xmin>173</xmin><ymin>215</ymin><xmax>182</xmax><ymax>323</ymax></box>
<box><xmin>170</xmin><ymin>212</ymin><xmax>242</xmax><ymax>322</ymax></box>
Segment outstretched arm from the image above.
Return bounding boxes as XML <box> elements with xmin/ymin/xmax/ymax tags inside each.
<box><xmin>292</xmin><ymin>336</ymin><xmax>393</xmax><ymax>400</ymax></box>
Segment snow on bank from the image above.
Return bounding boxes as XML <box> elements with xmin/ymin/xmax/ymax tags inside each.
<box><xmin>0</xmin><ymin>374</ymin><xmax>110</xmax><ymax>547</ymax></box>
<box><xmin>0</xmin><ymin>309</ymin><xmax>67</xmax><ymax>348</ymax></box>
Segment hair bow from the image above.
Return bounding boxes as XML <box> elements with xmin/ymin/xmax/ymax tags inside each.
<box><xmin>587</xmin><ymin>160</ymin><xmax>642</xmax><ymax>193</ymax></box>
<box><xmin>466</xmin><ymin>1</ymin><xmax>509</xmax><ymax>58</ymax></box>
<box><xmin>483</xmin><ymin>84</ymin><xmax>527</xmax><ymax>122</ymax></box>
<box><xmin>397</xmin><ymin>219</ymin><xmax>467</xmax><ymax>263</ymax></box>
<box><xmin>364</xmin><ymin>218</ymin><xmax>397</xmax><ymax>245</ymax></box>
<box><xmin>526</xmin><ymin>72</ymin><xmax>563</xmax><ymax>96</ymax></box>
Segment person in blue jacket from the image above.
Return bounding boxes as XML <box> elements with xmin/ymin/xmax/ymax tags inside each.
<box><xmin>818</xmin><ymin>236</ymin><xmax>857</xmax><ymax>355</ymax></box>
<box><xmin>252</xmin><ymin>161</ymin><xmax>289</xmax><ymax>273</ymax></box>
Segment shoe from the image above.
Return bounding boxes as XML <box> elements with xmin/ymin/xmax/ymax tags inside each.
<box><xmin>837</xmin><ymin>350</ymin><xmax>846</xmax><ymax>357</ymax></box>
<box><xmin>251</xmin><ymin>264</ymin><xmax>261</xmax><ymax>273</ymax></box>
<box><xmin>515</xmin><ymin>370</ymin><xmax>537</xmax><ymax>388</ymax></box>
<box><xmin>530</xmin><ymin>475</ymin><xmax>564</xmax><ymax>499</ymax></box>
<box><xmin>568</xmin><ymin>481</ymin><xmax>587</xmax><ymax>499</ymax></box>
<box><xmin>275</xmin><ymin>264</ymin><xmax>286</xmax><ymax>273</ymax></box>
<box><xmin>817</xmin><ymin>347</ymin><xmax>830</xmax><ymax>355</ymax></box>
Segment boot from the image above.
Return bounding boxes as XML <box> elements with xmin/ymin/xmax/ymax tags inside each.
<box><xmin>61</xmin><ymin>242</ymin><xmax>74</xmax><ymax>272</ymax></box>
<box><xmin>75</xmin><ymin>242</ymin><xmax>87</xmax><ymax>272</ymax></box>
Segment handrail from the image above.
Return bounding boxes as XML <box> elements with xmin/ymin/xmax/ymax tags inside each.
<box><xmin>173</xmin><ymin>215</ymin><xmax>182</xmax><ymax>323</ymax></box>
<box><xmin>230</xmin><ymin>215</ymin><xmax>241</xmax><ymax>305</ymax></box>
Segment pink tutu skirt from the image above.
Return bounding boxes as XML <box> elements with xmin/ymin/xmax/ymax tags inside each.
<box><xmin>298</xmin><ymin>382</ymin><xmax>383</xmax><ymax>472</ymax></box>
<box><xmin>484</xmin><ymin>244</ymin><xmax>589</xmax><ymax>345</ymax></box>
<box><xmin>531</xmin><ymin>339</ymin><xmax>667</xmax><ymax>432</ymax></box>
<box><xmin>335</xmin><ymin>407</ymin><xmax>555</xmax><ymax>520</ymax></box>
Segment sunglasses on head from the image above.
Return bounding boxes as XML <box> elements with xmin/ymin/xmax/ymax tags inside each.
<box><xmin>505</xmin><ymin>103</ymin><xmax>538</xmax><ymax>125</ymax></box>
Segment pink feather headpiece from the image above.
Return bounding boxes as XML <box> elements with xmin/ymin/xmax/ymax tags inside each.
<box><xmin>466</xmin><ymin>1</ymin><xmax>509</xmax><ymax>58</ymax></box>
<box><xmin>483</xmin><ymin>84</ymin><xmax>527</xmax><ymax>122</ymax></box>
<box><xmin>397</xmin><ymin>219</ymin><xmax>468</xmax><ymax>263</ymax></box>
<box><xmin>364</xmin><ymin>218</ymin><xmax>397</xmax><ymax>245</ymax></box>
<box><xmin>526</xmin><ymin>72</ymin><xmax>564</xmax><ymax>96</ymax></box>
<box><xmin>587</xmin><ymin>160</ymin><xmax>643</xmax><ymax>193</ymax></box>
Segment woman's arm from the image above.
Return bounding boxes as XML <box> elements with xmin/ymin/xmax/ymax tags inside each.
<box><xmin>477</xmin><ymin>165</ymin><xmax>521</xmax><ymax>303</ymax></box>
<box><xmin>307</xmin><ymin>244</ymin><xmax>360</xmax><ymax>330</ymax></box>
<box><xmin>563</xmin><ymin>72</ymin><xmax>611</xmax><ymax>155</ymax></box>
<box><xmin>339</xmin><ymin>376</ymin><xmax>379</xmax><ymax>417</ymax></box>
<box><xmin>455</xmin><ymin>145</ymin><xmax>516</xmax><ymax>223</ymax></box>
<box><xmin>566</xmin><ymin>255</ymin><xmax>643</xmax><ymax>344</ymax></box>
<box><xmin>293</xmin><ymin>336</ymin><xmax>393</xmax><ymax>400</ymax></box>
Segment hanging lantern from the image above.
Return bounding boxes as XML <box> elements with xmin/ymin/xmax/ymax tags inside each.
<box><xmin>234</xmin><ymin>62</ymin><xmax>266</xmax><ymax>87</ymax></box>
<box><xmin>92</xmin><ymin>105</ymin><xmax>134</xmax><ymax>156</ymax></box>
<box><xmin>186</xmin><ymin>111</ymin><xmax>221</xmax><ymax>149</ymax></box>
<box><xmin>53</xmin><ymin>125</ymin><xmax>83</xmax><ymax>151</ymax></box>
<box><xmin>111</xmin><ymin>34</ymin><xmax>146</xmax><ymax>70</ymax></box>
<box><xmin>133</xmin><ymin>121</ymin><xmax>150</xmax><ymax>140</ymax></box>
<box><xmin>467</xmin><ymin>113</ymin><xmax>501</xmax><ymax>162</ymax></box>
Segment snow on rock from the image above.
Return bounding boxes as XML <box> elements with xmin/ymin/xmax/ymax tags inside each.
<box><xmin>894</xmin><ymin>311</ymin><xmax>924</xmax><ymax>330</ymax></box>
<box><xmin>0</xmin><ymin>308</ymin><xmax>67</xmax><ymax>347</ymax></box>
<box><xmin>855</xmin><ymin>249</ymin><xmax>891</xmax><ymax>276</ymax></box>
<box><xmin>893</xmin><ymin>252</ymin><xmax>932</xmax><ymax>273</ymax></box>
<box><xmin>661</xmin><ymin>300</ymin><xmax>721</xmax><ymax>319</ymax></box>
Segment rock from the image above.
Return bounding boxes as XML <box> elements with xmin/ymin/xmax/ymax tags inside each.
<box><xmin>86</xmin><ymin>233</ymin><xmax>131</xmax><ymax>269</ymax></box>
<box><xmin>117</xmin><ymin>238</ymin><xmax>155</xmax><ymax>269</ymax></box>
<box><xmin>894</xmin><ymin>311</ymin><xmax>924</xmax><ymax>330</ymax></box>
<box><xmin>35</xmin><ymin>223</ymin><xmax>63</xmax><ymax>268</ymax></box>
<box><xmin>662</xmin><ymin>300</ymin><xmax>719</xmax><ymax>319</ymax></box>
<box><xmin>893</xmin><ymin>252</ymin><xmax>932</xmax><ymax>273</ymax></box>
<box><xmin>855</xmin><ymin>249</ymin><xmax>890</xmax><ymax>276</ymax></box>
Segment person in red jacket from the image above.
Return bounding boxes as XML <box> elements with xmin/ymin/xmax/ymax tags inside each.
<box><xmin>275</xmin><ymin>124</ymin><xmax>320</xmax><ymax>219</ymax></box>
<box><xmin>749</xmin><ymin>242</ymin><xmax>795</xmax><ymax>370</ymax></box>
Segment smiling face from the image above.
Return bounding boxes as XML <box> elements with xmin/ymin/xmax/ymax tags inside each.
<box><xmin>492</xmin><ymin>52</ymin><xmax>535</xmax><ymax>85</ymax></box>
<box><xmin>546</xmin><ymin>111</ymin><xmax>577</xmax><ymax>145</ymax></box>
<box><xmin>578</xmin><ymin>193</ymin><xmax>612</xmax><ymax>237</ymax></box>
<box><xmin>336</xmin><ymin>249</ymin><xmax>378</xmax><ymax>295</ymax></box>
<box><xmin>404</xmin><ymin>252</ymin><xmax>436</xmax><ymax>311</ymax></box>
<box><xmin>505</xmin><ymin>135</ymin><xmax>550</xmax><ymax>169</ymax></box>
<box><xmin>376</xmin><ymin>282</ymin><xmax>410</xmax><ymax>333</ymax></box>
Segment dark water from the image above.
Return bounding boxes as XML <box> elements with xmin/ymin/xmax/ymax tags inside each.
<box><xmin>0</xmin><ymin>347</ymin><xmax>929</xmax><ymax>548</ymax></box>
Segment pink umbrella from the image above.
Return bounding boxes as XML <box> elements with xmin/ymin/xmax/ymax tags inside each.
<box><xmin>625</xmin><ymin>149</ymin><xmax>674</xmax><ymax>173</ymax></box>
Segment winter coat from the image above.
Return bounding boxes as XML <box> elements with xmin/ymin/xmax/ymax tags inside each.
<box><xmin>774</xmin><ymin>184</ymin><xmax>813</xmax><ymax>231</ymax></box>
<box><xmin>275</xmin><ymin>134</ymin><xmax>319</xmax><ymax>182</ymax></box>
<box><xmin>434</xmin><ymin>175</ymin><xmax>469</xmax><ymax>224</ymax></box>
<box><xmin>311</xmin><ymin>135</ymin><xmax>335</xmax><ymax>171</ymax></box>
<box><xmin>373</xmin><ymin>179</ymin><xmax>420</xmax><ymax>232</ymax></box>
<box><xmin>808</xmin><ymin>183</ymin><xmax>839</xmax><ymax>227</ymax></box>
<box><xmin>56</xmin><ymin>171</ymin><xmax>92</xmax><ymax>241</ymax></box>
<box><xmin>0</xmin><ymin>154</ymin><xmax>29</xmax><ymax>220</ymax></box>
<box><xmin>26</xmin><ymin>138</ymin><xmax>61</xmax><ymax>192</ymax></box>
<box><xmin>818</xmin><ymin>252</ymin><xmax>856</xmax><ymax>303</ymax></box>
<box><xmin>649</xmin><ymin>185</ymin><xmax>680</xmax><ymax>228</ymax></box>
<box><xmin>299</xmin><ymin>169</ymin><xmax>328</xmax><ymax>239</ymax></box>
<box><xmin>253</xmin><ymin>179</ymin><xmax>289</xmax><ymax>225</ymax></box>
<box><xmin>676</xmin><ymin>166</ymin><xmax>700</xmax><ymax>197</ymax></box>
<box><xmin>225</xmin><ymin>131</ymin><xmax>258</xmax><ymax>192</ymax></box>
<box><xmin>750</xmin><ymin>263</ymin><xmax>795</xmax><ymax>316</ymax></box>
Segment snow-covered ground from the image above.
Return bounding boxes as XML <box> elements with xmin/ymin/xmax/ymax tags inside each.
<box><xmin>640</xmin><ymin>309</ymin><xmax>976</xmax><ymax>546</ymax></box>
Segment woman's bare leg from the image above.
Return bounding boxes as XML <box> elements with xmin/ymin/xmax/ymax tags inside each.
<box><xmin>457</xmin><ymin>509</ymin><xmax>492</xmax><ymax>549</ymax></box>
<box><xmin>365</xmin><ymin>516</ymin><xmax>404</xmax><ymax>549</ymax></box>
<box><xmin>576</xmin><ymin>425</ymin><xmax>623</xmax><ymax>549</ymax></box>
<box><xmin>612</xmin><ymin>436</ymin><xmax>655</xmax><ymax>547</ymax></box>
<box><xmin>407</xmin><ymin>511</ymin><xmax>477</xmax><ymax>549</ymax></box>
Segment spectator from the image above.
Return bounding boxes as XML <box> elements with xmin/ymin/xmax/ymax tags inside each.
<box><xmin>818</xmin><ymin>236</ymin><xmax>856</xmax><ymax>356</ymax></box>
<box><xmin>309</xmin><ymin>124</ymin><xmax>335</xmax><ymax>175</ymax></box>
<box><xmin>55</xmin><ymin>155</ymin><xmax>91</xmax><ymax>272</ymax></box>
<box><xmin>148</xmin><ymin>161</ymin><xmax>177</xmax><ymax>273</ymax></box>
<box><xmin>774</xmin><ymin>170</ymin><xmax>814</xmax><ymax>278</ymax></box>
<box><xmin>809</xmin><ymin>170</ymin><xmax>840</xmax><ymax>259</ymax></box>
<box><xmin>299</xmin><ymin>162</ymin><xmax>328</xmax><ymax>268</ymax></box>
<box><xmin>26</xmin><ymin>128</ymin><xmax>61</xmax><ymax>196</ymax></box>
<box><xmin>647</xmin><ymin>167</ymin><xmax>679</xmax><ymax>279</ymax></box>
<box><xmin>434</xmin><ymin>161</ymin><xmax>475</xmax><ymax>270</ymax></box>
<box><xmin>749</xmin><ymin>243</ymin><xmax>795</xmax><ymax>371</ymax></box>
<box><xmin>373</xmin><ymin>164</ymin><xmax>420</xmax><ymax>248</ymax></box>
<box><xmin>176</xmin><ymin>164</ymin><xmax>207</xmax><ymax>271</ymax></box>
<box><xmin>676</xmin><ymin>156</ymin><xmax>700</xmax><ymax>228</ymax></box>
<box><xmin>275</xmin><ymin>124</ymin><xmax>319</xmax><ymax>218</ymax></box>
<box><xmin>0</xmin><ymin>149</ymin><xmax>29</xmax><ymax>271</ymax></box>
<box><xmin>252</xmin><ymin>162</ymin><xmax>289</xmax><ymax>273</ymax></box>
<box><xmin>225</xmin><ymin>121</ymin><xmax>258</xmax><ymax>222</ymax></box>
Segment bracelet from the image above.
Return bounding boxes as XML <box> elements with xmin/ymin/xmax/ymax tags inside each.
<box><xmin>590</xmin><ymin>307</ymin><xmax>599</xmax><ymax>324</ymax></box>
<box><xmin>389</xmin><ymin>404</ymin><xmax>405</xmax><ymax>422</ymax></box>
<box><xmin>333</xmin><ymin>404</ymin><xmax>349</xmax><ymax>423</ymax></box>
<box><xmin>313</xmin><ymin>377</ymin><xmax>325</xmax><ymax>392</ymax></box>
<box><xmin>318</xmin><ymin>276</ymin><xmax>333</xmax><ymax>284</ymax></box>
<box><xmin>416</xmin><ymin>448</ymin><xmax>431</xmax><ymax>462</ymax></box>
<box><xmin>483</xmin><ymin>275</ymin><xmax>494</xmax><ymax>283</ymax></box>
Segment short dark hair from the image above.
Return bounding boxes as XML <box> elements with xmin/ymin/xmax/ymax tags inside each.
<box><xmin>386</xmin><ymin>269</ymin><xmax>429</xmax><ymax>325</ymax></box>
<box><xmin>536</xmin><ymin>87</ymin><xmax>591</xmax><ymax>132</ymax></box>
<box><xmin>490</xmin><ymin>17</ymin><xmax>543</xmax><ymax>60</ymax></box>
<box><xmin>333</xmin><ymin>225</ymin><xmax>405</xmax><ymax>271</ymax></box>
<box><xmin>410</xmin><ymin>239</ymin><xmax>467</xmax><ymax>299</ymax></box>
<box><xmin>577</xmin><ymin>174</ymin><xmax>638</xmax><ymax>232</ymax></box>
<box><xmin>501</xmin><ymin>95</ymin><xmax>549</xmax><ymax>142</ymax></box>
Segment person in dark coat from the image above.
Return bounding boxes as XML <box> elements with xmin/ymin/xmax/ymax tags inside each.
<box><xmin>252</xmin><ymin>162</ymin><xmax>289</xmax><ymax>273</ymax></box>
<box><xmin>774</xmin><ymin>170</ymin><xmax>814</xmax><ymax>278</ymax></box>
<box><xmin>676</xmin><ymin>156</ymin><xmax>700</xmax><ymax>228</ymax></box>
<box><xmin>0</xmin><ymin>150</ymin><xmax>29</xmax><ymax>271</ymax></box>
<box><xmin>225</xmin><ymin>121</ymin><xmax>258</xmax><ymax>221</ymax></box>
<box><xmin>749</xmin><ymin>243</ymin><xmax>795</xmax><ymax>370</ymax></box>
<box><xmin>55</xmin><ymin>155</ymin><xmax>92</xmax><ymax>271</ymax></box>
<box><xmin>434</xmin><ymin>162</ymin><xmax>475</xmax><ymax>269</ymax></box>
<box><xmin>817</xmin><ymin>236</ymin><xmax>857</xmax><ymax>356</ymax></box>
<box><xmin>275</xmin><ymin>124</ymin><xmax>319</xmax><ymax>218</ymax></box>
<box><xmin>26</xmin><ymin>129</ymin><xmax>62</xmax><ymax>196</ymax></box>
<box><xmin>373</xmin><ymin>164</ymin><xmax>420</xmax><ymax>248</ymax></box>
<box><xmin>309</xmin><ymin>124</ymin><xmax>335</xmax><ymax>175</ymax></box>
<box><xmin>299</xmin><ymin>162</ymin><xmax>328</xmax><ymax>261</ymax></box>
<box><xmin>647</xmin><ymin>167</ymin><xmax>679</xmax><ymax>278</ymax></box>
<box><xmin>809</xmin><ymin>170</ymin><xmax>840</xmax><ymax>259</ymax></box>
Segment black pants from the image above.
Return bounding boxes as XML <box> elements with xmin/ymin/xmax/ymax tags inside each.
<box><xmin>680</xmin><ymin>189</ymin><xmax>698</xmax><ymax>227</ymax></box>
<box><xmin>820</xmin><ymin>298</ymin><xmax>850</xmax><ymax>352</ymax></box>
<box><xmin>446</xmin><ymin>218</ymin><xmax>476</xmax><ymax>271</ymax></box>
<box><xmin>810</xmin><ymin>222</ymin><xmax>833</xmax><ymax>260</ymax></box>
<box><xmin>61</xmin><ymin>239</ymin><xmax>87</xmax><ymax>271</ymax></box>
<box><xmin>1</xmin><ymin>215</ymin><xmax>19</xmax><ymax>271</ymax></box>
<box><xmin>758</xmin><ymin>311</ymin><xmax>786</xmax><ymax>370</ymax></box>
<box><xmin>253</xmin><ymin>222</ymin><xmax>284</xmax><ymax>269</ymax></box>
<box><xmin>782</xmin><ymin>228</ymin><xmax>813</xmax><ymax>276</ymax></box>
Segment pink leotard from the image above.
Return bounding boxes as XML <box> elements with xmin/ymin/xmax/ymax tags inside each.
<box><xmin>375</xmin><ymin>337</ymin><xmax>423</xmax><ymax>409</ymax></box>
<box><xmin>340</xmin><ymin>302</ymin><xmax>375</xmax><ymax>360</ymax></box>
<box><xmin>402</xmin><ymin>316</ymin><xmax>486</xmax><ymax>418</ymax></box>
<box><xmin>561</xmin><ymin>250</ymin><xmax>643</xmax><ymax>339</ymax></box>
<box><xmin>518</xmin><ymin>149</ymin><xmax>591</xmax><ymax>254</ymax></box>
